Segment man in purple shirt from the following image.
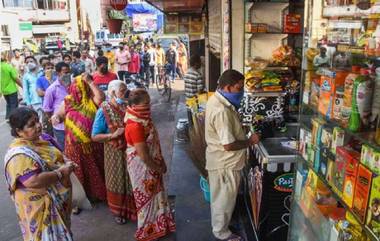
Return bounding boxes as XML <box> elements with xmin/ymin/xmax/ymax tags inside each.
<box><xmin>43</xmin><ymin>62</ymin><xmax>71</xmax><ymax>149</ymax></box>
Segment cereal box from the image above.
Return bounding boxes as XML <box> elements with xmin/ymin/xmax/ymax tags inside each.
<box><xmin>331</xmin><ymin>127</ymin><xmax>345</xmax><ymax>155</ymax></box>
<box><xmin>366</xmin><ymin>175</ymin><xmax>380</xmax><ymax>238</ymax></box>
<box><xmin>353</xmin><ymin>164</ymin><xmax>373</xmax><ymax>223</ymax></box>
<box><xmin>342</xmin><ymin>148</ymin><xmax>361</xmax><ymax>208</ymax></box>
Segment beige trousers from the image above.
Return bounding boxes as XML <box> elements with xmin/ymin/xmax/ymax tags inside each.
<box><xmin>208</xmin><ymin>169</ymin><xmax>241</xmax><ymax>240</ymax></box>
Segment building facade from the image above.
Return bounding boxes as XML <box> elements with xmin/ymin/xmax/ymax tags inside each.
<box><xmin>1</xmin><ymin>0</ymin><xmax>79</xmax><ymax>50</ymax></box>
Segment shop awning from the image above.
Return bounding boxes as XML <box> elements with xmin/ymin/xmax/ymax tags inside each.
<box><xmin>145</xmin><ymin>0</ymin><xmax>205</xmax><ymax>13</ymax></box>
<box><xmin>125</xmin><ymin>2</ymin><xmax>164</xmax><ymax>31</ymax></box>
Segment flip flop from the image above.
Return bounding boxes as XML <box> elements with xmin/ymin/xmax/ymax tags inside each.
<box><xmin>216</xmin><ymin>234</ymin><xmax>243</xmax><ymax>241</ymax></box>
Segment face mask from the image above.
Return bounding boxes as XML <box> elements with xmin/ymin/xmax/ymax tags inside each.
<box><xmin>115</xmin><ymin>98</ymin><xmax>126</xmax><ymax>104</ymax></box>
<box><xmin>219</xmin><ymin>90</ymin><xmax>244</xmax><ymax>109</ymax></box>
<box><xmin>27</xmin><ymin>62</ymin><xmax>37</xmax><ymax>71</ymax></box>
<box><xmin>61</xmin><ymin>74</ymin><xmax>71</xmax><ymax>87</ymax></box>
<box><xmin>100</xmin><ymin>65</ymin><xmax>108</xmax><ymax>74</ymax></box>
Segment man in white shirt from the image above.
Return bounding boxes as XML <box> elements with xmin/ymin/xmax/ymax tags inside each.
<box><xmin>205</xmin><ymin>69</ymin><xmax>260</xmax><ymax>241</ymax></box>
<box><xmin>147</xmin><ymin>43</ymin><xmax>156</xmax><ymax>85</ymax></box>
<box><xmin>81</xmin><ymin>50</ymin><xmax>95</xmax><ymax>74</ymax></box>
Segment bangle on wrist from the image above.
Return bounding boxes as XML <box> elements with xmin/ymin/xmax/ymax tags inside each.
<box><xmin>54</xmin><ymin>170</ymin><xmax>63</xmax><ymax>180</ymax></box>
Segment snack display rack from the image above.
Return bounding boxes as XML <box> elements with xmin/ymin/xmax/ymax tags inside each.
<box><xmin>288</xmin><ymin>0</ymin><xmax>380</xmax><ymax>240</ymax></box>
<box><xmin>240</xmin><ymin>1</ymin><xmax>305</xmax><ymax>241</ymax></box>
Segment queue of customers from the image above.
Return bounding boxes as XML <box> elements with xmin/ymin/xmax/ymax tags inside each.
<box><xmin>0</xmin><ymin>49</ymin><xmax>176</xmax><ymax>241</ymax></box>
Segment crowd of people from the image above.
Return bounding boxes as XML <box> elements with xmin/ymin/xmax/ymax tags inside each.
<box><xmin>0</xmin><ymin>37</ymin><xmax>189</xmax><ymax>241</ymax></box>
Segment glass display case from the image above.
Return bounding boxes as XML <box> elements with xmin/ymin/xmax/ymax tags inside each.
<box><xmin>288</xmin><ymin>0</ymin><xmax>380</xmax><ymax>240</ymax></box>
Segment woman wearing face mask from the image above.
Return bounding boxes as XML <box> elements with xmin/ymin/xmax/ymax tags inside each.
<box><xmin>124</xmin><ymin>89</ymin><xmax>175</xmax><ymax>241</ymax></box>
<box><xmin>91</xmin><ymin>80</ymin><xmax>136</xmax><ymax>224</ymax></box>
<box><xmin>93</xmin><ymin>56</ymin><xmax>118</xmax><ymax>92</ymax></box>
<box><xmin>23</xmin><ymin>56</ymin><xmax>43</xmax><ymax>119</ymax></box>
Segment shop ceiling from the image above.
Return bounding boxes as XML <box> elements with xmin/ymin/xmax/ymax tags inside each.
<box><xmin>145</xmin><ymin>0</ymin><xmax>205</xmax><ymax>14</ymax></box>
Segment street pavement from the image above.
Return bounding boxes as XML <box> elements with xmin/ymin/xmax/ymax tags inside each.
<box><xmin>0</xmin><ymin>80</ymin><xmax>184</xmax><ymax>241</ymax></box>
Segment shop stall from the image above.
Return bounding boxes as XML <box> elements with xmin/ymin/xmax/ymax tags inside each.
<box><xmin>239</xmin><ymin>1</ymin><xmax>304</xmax><ymax>240</ymax></box>
<box><xmin>288</xmin><ymin>0</ymin><xmax>380</xmax><ymax>240</ymax></box>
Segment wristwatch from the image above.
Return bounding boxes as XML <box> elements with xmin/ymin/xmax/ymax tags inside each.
<box><xmin>54</xmin><ymin>170</ymin><xmax>63</xmax><ymax>180</ymax></box>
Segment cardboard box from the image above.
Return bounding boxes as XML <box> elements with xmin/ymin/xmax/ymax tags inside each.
<box><xmin>361</xmin><ymin>144</ymin><xmax>373</xmax><ymax>167</ymax></box>
<box><xmin>366</xmin><ymin>174</ymin><xmax>380</xmax><ymax>238</ymax></box>
<box><xmin>319</xmin><ymin>147</ymin><xmax>332</xmax><ymax>178</ymax></box>
<box><xmin>353</xmin><ymin>164</ymin><xmax>373</xmax><ymax>223</ymax></box>
<box><xmin>311</xmin><ymin>118</ymin><xmax>325</xmax><ymax>146</ymax></box>
<box><xmin>370</xmin><ymin>151</ymin><xmax>380</xmax><ymax>175</ymax></box>
<box><xmin>331</xmin><ymin>146</ymin><xmax>349</xmax><ymax>197</ymax></box>
<box><xmin>321</xmin><ymin>127</ymin><xmax>333</xmax><ymax>149</ymax></box>
<box><xmin>342</xmin><ymin>148</ymin><xmax>361</xmax><ymax>208</ymax></box>
<box><xmin>331</xmin><ymin>127</ymin><xmax>345</xmax><ymax>155</ymax></box>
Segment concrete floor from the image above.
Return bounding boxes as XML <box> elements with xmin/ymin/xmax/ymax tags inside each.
<box><xmin>0</xmin><ymin>80</ymin><xmax>184</xmax><ymax>241</ymax></box>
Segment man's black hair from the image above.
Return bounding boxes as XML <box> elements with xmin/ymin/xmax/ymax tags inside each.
<box><xmin>218</xmin><ymin>69</ymin><xmax>245</xmax><ymax>89</ymax></box>
<box><xmin>55</xmin><ymin>62</ymin><xmax>70</xmax><ymax>73</ymax></box>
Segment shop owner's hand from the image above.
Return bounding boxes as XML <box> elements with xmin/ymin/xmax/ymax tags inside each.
<box><xmin>249</xmin><ymin>133</ymin><xmax>260</xmax><ymax>146</ymax></box>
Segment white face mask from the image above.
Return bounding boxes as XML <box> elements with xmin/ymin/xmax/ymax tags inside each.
<box><xmin>27</xmin><ymin>62</ymin><xmax>37</xmax><ymax>71</ymax></box>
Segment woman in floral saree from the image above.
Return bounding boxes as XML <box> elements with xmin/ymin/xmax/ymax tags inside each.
<box><xmin>92</xmin><ymin>80</ymin><xmax>136</xmax><ymax>224</ymax></box>
<box><xmin>124</xmin><ymin>89</ymin><xmax>176</xmax><ymax>241</ymax></box>
<box><xmin>4</xmin><ymin>107</ymin><xmax>75</xmax><ymax>241</ymax></box>
<box><xmin>55</xmin><ymin>74</ymin><xmax>107</xmax><ymax>204</ymax></box>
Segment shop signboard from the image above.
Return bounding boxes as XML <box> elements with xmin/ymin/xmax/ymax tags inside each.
<box><xmin>132</xmin><ymin>14</ymin><xmax>157</xmax><ymax>32</ymax></box>
<box><xmin>19</xmin><ymin>22</ymin><xmax>33</xmax><ymax>31</ymax></box>
<box><xmin>273</xmin><ymin>173</ymin><xmax>294</xmax><ymax>192</ymax></box>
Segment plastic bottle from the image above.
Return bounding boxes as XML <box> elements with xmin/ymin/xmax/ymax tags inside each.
<box><xmin>371</xmin><ymin>68</ymin><xmax>380</xmax><ymax>126</ymax></box>
<box><xmin>342</xmin><ymin>66</ymin><xmax>360</xmax><ymax>127</ymax></box>
<box><xmin>348</xmin><ymin>69</ymin><xmax>374</xmax><ymax>132</ymax></box>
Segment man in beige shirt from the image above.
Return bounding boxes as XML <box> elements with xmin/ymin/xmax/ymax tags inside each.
<box><xmin>205</xmin><ymin>69</ymin><xmax>260</xmax><ymax>241</ymax></box>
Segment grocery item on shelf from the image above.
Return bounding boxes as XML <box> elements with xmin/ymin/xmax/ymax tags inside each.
<box><xmin>342</xmin><ymin>66</ymin><xmax>361</xmax><ymax>127</ymax></box>
<box><xmin>361</xmin><ymin>144</ymin><xmax>374</xmax><ymax>167</ymax></box>
<box><xmin>283</xmin><ymin>14</ymin><xmax>302</xmax><ymax>33</ymax></box>
<box><xmin>333</xmin><ymin>87</ymin><xmax>345</xmax><ymax>123</ymax></box>
<box><xmin>371</xmin><ymin>68</ymin><xmax>380</xmax><ymax>128</ymax></box>
<box><xmin>311</xmin><ymin>117</ymin><xmax>325</xmax><ymax>146</ymax></box>
<box><xmin>331</xmin><ymin>127</ymin><xmax>346</xmax><ymax>155</ymax></box>
<box><xmin>329</xmin><ymin>146</ymin><xmax>350</xmax><ymax>197</ymax></box>
<box><xmin>272</xmin><ymin>45</ymin><xmax>300</xmax><ymax>67</ymax></box>
<box><xmin>366</xmin><ymin>174</ymin><xmax>380</xmax><ymax>238</ymax></box>
<box><xmin>309</xmin><ymin>77</ymin><xmax>321</xmax><ymax>108</ymax></box>
<box><xmin>336</xmin><ymin>212</ymin><xmax>367</xmax><ymax>241</ymax></box>
<box><xmin>348</xmin><ymin>69</ymin><xmax>374</xmax><ymax>132</ymax></box>
<box><xmin>318</xmin><ymin>147</ymin><xmax>332</xmax><ymax>177</ymax></box>
<box><xmin>371</xmin><ymin>151</ymin><xmax>380</xmax><ymax>175</ymax></box>
<box><xmin>353</xmin><ymin>164</ymin><xmax>373</xmax><ymax>223</ymax></box>
<box><xmin>321</xmin><ymin>126</ymin><xmax>333</xmax><ymax>149</ymax></box>
<box><xmin>342</xmin><ymin>148</ymin><xmax>360</xmax><ymax>208</ymax></box>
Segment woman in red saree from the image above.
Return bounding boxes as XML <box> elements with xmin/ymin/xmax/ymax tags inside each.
<box><xmin>56</xmin><ymin>74</ymin><xmax>107</xmax><ymax>205</ymax></box>
<box><xmin>124</xmin><ymin>89</ymin><xmax>176</xmax><ymax>241</ymax></box>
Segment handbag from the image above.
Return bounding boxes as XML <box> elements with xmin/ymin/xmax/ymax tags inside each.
<box><xmin>70</xmin><ymin>173</ymin><xmax>92</xmax><ymax>210</ymax></box>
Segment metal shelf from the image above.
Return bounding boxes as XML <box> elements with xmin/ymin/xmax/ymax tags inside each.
<box><xmin>300</xmin><ymin>103</ymin><xmax>380</xmax><ymax>153</ymax></box>
<box><xmin>297</xmin><ymin>155</ymin><xmax>380</xmax><ymax>241</ymax></box>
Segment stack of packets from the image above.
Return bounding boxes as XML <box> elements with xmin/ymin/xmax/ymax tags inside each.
<box><xmin>186</xmin><ymin>92</ymin><xmax>214</xmax><ymax>114</ymax></box>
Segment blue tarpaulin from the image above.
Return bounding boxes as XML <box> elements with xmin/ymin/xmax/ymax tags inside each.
<box><xmin>125</xmin><ymin>2</ymin><xmax>164</xmax><ymax>32</ymax></box>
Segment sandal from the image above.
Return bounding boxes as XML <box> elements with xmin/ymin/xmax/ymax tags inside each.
<box><xmin>114</xmin><ymin>217</ymin><xmax>126</xmax><ymax>225</ymax></box>
<box><xmin>72</xmin><ymin>207</ymin><xmax>82</xmax><ymax>215</ymax></box>
<box><xmin>216</xmin><ymin>234</ymin><xmax>243</xmax><ymax>241</ymax></box>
